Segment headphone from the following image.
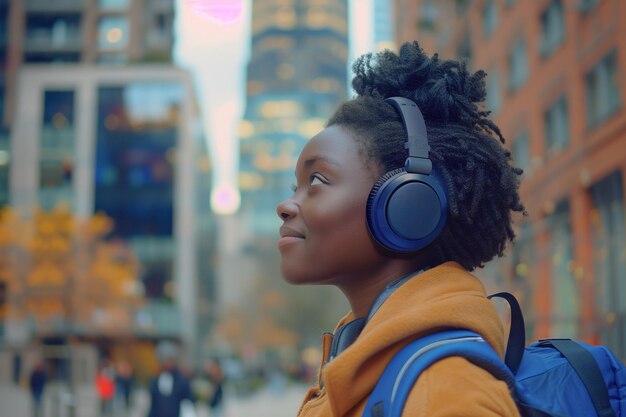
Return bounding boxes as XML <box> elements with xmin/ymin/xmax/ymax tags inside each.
<box><xmin>366</xmin><ymin>97</ymin><xmax>448</xmax><ymax>253</ymax></box>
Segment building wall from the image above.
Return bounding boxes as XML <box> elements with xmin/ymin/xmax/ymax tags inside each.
<box><xmin>3</xmin><ymin>0</ymin><xmax>174</xmax><ymax>127</ymax></box>
<box><xmin>8</xmin><ymin>65</ymin><xmax>203</xmax><ymax>357</ymax></box>
<box><xmin>395</xmin><ymin>0</ymin><xmax>626</xmax><ymax>359</ymax></box>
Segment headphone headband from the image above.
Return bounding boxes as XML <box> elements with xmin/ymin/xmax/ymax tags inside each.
<box><xmin>384</xmin><ymin>97</ymin><xmax>432</xmax><ymax>174</ymax></box>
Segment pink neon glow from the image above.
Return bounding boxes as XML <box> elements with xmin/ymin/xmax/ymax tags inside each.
<box><xmin>189</xmin><ymin>0</ymin><xmax>243</xmax><ymax>24</ymax></box>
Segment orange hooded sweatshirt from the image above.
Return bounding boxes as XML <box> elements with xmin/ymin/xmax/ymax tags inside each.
<box><xmin>297</xmin><ymin>261</ymin><xmax>521</xmax><ymax>417</ymax></box>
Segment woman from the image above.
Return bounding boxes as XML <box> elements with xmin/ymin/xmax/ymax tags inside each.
<box><xmin>276</xmin><ymin>42</ymin><xmax>525</xmax><ymax>416</ymax></box>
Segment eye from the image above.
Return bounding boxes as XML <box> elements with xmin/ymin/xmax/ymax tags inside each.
<box><xmin>290</xmin><ymin>183</ymin><xmax>297</xmax><ymax>193</ymax></box>
<box><xmin>310</xmin><ymin>175</ymin><xmax>325</xmax><ymax>186</ymax></box>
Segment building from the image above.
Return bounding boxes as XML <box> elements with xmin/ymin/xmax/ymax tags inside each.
<box><xmin>0</xmin><ymin>0</ymin><xmax>10</xmax><ymax>206</ymax></box>
<box><xmin>239</xmin><ymin>0</ymin><xmax>349</xmax><ymax>234</ymax></box>
<box><xmin>0</xmin><ymin>0</ymin><xmax>216</xmax><ymax>381</ymax></box>
<box><xmin>372</xmin><ymin>0</ymin><xmax>396</xmax><ymax>52</ymax></box>
<box><xmin>395</xmin><ymin>0</ymin><xmax>626</xmax><ymax>360</ymax></box>
<box><xmin>3</xmin><ymin>0</ymin><xmax>174</xmax><ymax>123</ymax></box>
<box><xmin>1</xmin><ymin>0</ymin><xmax>174</xmax><ymax>205</ymax></box>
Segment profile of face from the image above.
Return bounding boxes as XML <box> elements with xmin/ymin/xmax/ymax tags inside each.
<box><xmin>276</xmin><ymin>125</ymin><xmax>386</xmax><ymax>288</ymax></box>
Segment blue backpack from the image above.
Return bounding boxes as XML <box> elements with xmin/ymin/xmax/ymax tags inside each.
<box><xmin>362</xmin><ymin>292</ymin><xmax>626</xmax><ymax>417</ymax></box>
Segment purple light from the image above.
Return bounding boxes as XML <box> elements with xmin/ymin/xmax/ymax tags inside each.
<box><xmin>189</xmin><ymin>0</ymin><xmax>243</xmax><ymax>25</ymax></box>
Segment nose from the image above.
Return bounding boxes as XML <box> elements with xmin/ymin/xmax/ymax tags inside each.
<box><xmin>276</xmin><ymin>197</ymin><xmax>298</xmax><ymax>221</ymax></box>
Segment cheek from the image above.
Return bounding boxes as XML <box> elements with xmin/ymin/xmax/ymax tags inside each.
<box><xmin>306</xmin><ymin>198</ymin><xmax>376</xmax><ymax>260</ymax></box>
<box><xmin>308</xmin><ymin>195</ymin><xmax>366</xmax><ymax>236</ymax></box>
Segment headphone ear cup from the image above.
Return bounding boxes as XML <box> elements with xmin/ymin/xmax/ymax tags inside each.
<box><xmin>366</xmin><ymin>168</ymin><xmax>405</xmax><ymax>219</ymax></box>
<box><xmin>367</xmin><ymin>168</ymin><xmax>448</xmax><ymax>253</ymax></box>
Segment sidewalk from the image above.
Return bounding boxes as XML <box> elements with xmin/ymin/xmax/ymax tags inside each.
<box><xmin>222</xmin><ymin>384</ymin><xmax>306</xmax><ymax>417</ymax></box>
<box><xmin>0</xmin><ymin>382</ymin><xmax>308</xmax><ymax>417</ymax></box>
<box><xmin>0</xmin><ymin>383</ymin><xmax>30</xmax><ymax>417</ymax></box>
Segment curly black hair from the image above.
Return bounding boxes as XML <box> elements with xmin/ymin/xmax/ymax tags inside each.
<box><xmin>327</xmin><ymin>41</ymin><xmax>526</xmax><ymax>270</ymax></box>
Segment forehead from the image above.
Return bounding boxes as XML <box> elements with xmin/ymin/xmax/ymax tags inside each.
<box><xmin>298</xmin><ymin>125</ymin><xmax>374</xmax><ymax>172</ymax></box>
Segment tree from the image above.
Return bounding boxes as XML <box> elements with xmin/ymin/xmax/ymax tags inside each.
<box><xmin>0</xmin><ymin>205</ymin><xmax>143</xmax><ymax>336</ymax></box>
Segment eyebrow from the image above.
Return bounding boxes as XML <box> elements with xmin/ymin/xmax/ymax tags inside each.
<box><xmin>303</xmin><ymin>155</ymin><xmax>341</xmax><ymax>169</ymax></box>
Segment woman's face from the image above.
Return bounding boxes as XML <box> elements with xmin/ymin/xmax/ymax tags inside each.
<box><xmin>276</xmin><ymin>125</ymin><xmax>385</xmax><ymax>286</ymax></box>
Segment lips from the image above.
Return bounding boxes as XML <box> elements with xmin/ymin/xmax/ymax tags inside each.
<box><xmin>278</xmin><ymin>225</ymin><xmax>305</xmax><ymax>249</ymax></box>
<box><xmin>279</xmin><ymin>225</ymin><xmax>305</xmax><ymax>239</ymax></box>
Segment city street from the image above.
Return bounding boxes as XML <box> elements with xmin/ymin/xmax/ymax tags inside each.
<box><xmin>130</xmin><ymin>384</ymin><xmax>307</xmax><ymax>417</ymax></box>
<box><xmin>0</xmin><ymin>383</ymin><xmax>308</xmax><ymax>417</ymax></box>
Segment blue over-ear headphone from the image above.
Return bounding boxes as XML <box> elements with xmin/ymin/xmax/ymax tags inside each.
<box><xmin>366</xmin><ymin>97</ymin><xmax>448</xmax><ymax>253</ymax></box>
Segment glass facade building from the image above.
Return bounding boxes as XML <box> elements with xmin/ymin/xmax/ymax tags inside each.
<box><xmin>9</xmin><ymin>66</ymin><xmax>206</xmax><ymax>354</ymax></box>
<box><xmin>239</xmin><ymin>0</ymin><xmax>349</xmax><ymax>235</ymax></box>
<box><xmin>95</xmin><ymin>83</ymin><xmax>183</xmax><ymax>299</ymax></box>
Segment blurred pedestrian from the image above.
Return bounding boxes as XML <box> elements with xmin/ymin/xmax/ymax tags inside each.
<box><xmin>95</xmin><ymin>359</ymin><xmax>116</xmax><ymax>416</ymax></box>
<box><xmin>205</xmin><ymin>359</ymin><xmax>225</xmax><ymax>417</ymax></box>
<box><xmin>115</xmin><ymin>359</ymin><xmax>134</xmax><ymax>412</ymax></box>
<box><xmin>146</xmin><ymin>341</ymin><xmax>195</xmax><ymax>417</ymax></box>
<box><xmin>29</xmin><ymin>362</ymin><xmax>47</xmax><ymax>417</ymax></box>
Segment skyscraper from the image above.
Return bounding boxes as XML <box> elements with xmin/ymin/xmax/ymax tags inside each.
<box><xmin>212</xmin><ymin>0</ymin><xmax>350</xmax><ymax>350</ymax></box>
<box><xmin>239</xmin><ymin>0</ymin><xmax>349</xmax><ymax>234</ymax></box>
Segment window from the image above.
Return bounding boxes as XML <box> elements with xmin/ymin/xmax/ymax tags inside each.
<box><xmin>578</xmin><ymin>0</ymin><xmax>599</xmax><ymax>12</ymax></box>
<box><xmin>418</xmin><ymin>2</ymin><xmax>438</xmax><ymax>31</ymax></box>
<box><xmin>99</xmin><ymin>0</ymin><xmax>128</xmax><ymax>10</ymax></box>
<box><xmin>512</xmin><ymin>131</ymin><xmax>530</xmax><ymax>173</ymax></box>
<box><xmin>486</xmin><ymin>69</ymin><xmax>502</xmax><ymax>114</ymax></box>
<box><xmin>156</xmin><ymin>13</ymin><xmax>168</xmax><ymax>30</ymax></box>
<box><xmin>95</xmin><ymin>83</ymin><xmax>183</xmax><ymax>238</ymax></box>
<box><xmin>483</xmin><ymin>0</ymin><xmax>498</xmax><ymax>37</ymax></box>
<box><xmin>540</xmin><ymin>0</ymin><xmax>565</xmax><ymax>56</ymax></box>
<box><xmin>590</xmin><ymin>172</ymin><xmax>626</xmax><ymax>359</ymax></box>
<box><xmin>39</xmin><ymin>90</ymin><xmax>75</xmax><ymax>209</ymax></box>
<box><xmin>98</xmin><ymin>16</ymin><xmax>128</xmax><ymax>49</ymax></box>
<box><xmin>508</xmin><ymin>38</ymin><xmax>528</xmax><ymax>91</ymax></box>
<box><xmin>0</xmin><ymin>86</ymin><xmax>4</xmax><ymax>127</ymax></box>
<box><xmin>586</xmin><ymin>50</ymin><xmax>621</xmax><ymax>128</ymax></box>
<box><xmin>544</xmin><ymin>95</ymin><xmax>569</xmax><ymax>153</ymax></box>
<box><xmin>548</xmin><ymin>200</ymin><xmax>579</xmax><ymax>337</ymax></box>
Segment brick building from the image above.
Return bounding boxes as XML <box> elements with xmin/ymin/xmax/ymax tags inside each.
<box><xmin>394</xmin><ymin>0</ymin><xmax>626</xmax><ymax>360</ymax></box>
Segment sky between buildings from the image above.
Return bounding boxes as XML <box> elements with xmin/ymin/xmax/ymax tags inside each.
<box><xmin>174</xmin><ymin>0</ymin><xmax>375</xmax><ymax>214</ymax></box>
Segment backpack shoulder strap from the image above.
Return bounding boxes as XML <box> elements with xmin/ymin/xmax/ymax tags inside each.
<box><xmin>362</xmin><ymin>329</ymin><xmax>516</xmax><ymax>417</ymax></box>
<box><xmin>488</xmin><ymin>292</ymin><xmax>526</xmax><ymax>374</ymax></box>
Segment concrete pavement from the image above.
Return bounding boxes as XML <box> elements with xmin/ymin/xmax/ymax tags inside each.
<box><xmin>0</xmin><ymin>383</ymin><xmax>308</xmax><ymax>417</ymax></box>
<box><xmin>222</xmin><ymin>384</ymin><xmax>306</xmax><ymax>417</ymax></box>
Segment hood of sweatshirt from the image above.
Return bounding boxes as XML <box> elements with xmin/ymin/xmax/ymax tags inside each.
<box><xmin>320</xmin><ymin>261</ymin><xmax>506</xmax><ymax>417</ymax></box>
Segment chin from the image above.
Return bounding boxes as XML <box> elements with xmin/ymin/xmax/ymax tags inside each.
<box><xmin>280</xmin><ymin>271</ymin><xmax>309</xmax><ymax>285</ymax></box>
<box><xmin>280</xmin><ymin>264</ymin><xmax>317</xmax><ymax>285</ymax></box>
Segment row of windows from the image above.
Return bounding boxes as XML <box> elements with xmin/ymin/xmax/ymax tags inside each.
<box><xmin>252</xmin><ymin>5</ymin><xmax>348</xmax><ymax>36</ymax></box>
<box><xmin>484</xmin><ymin>0</ymin><xmax>607</xmax><ymax>95</ymax></box>
<box><xmin>509</xmin><ymin>49</ymin><xmax>620</xmax><ymax>173</ymax></box>
<box><xmin>23</xmin><ymin>11</ymin><xmax>170</xmax><ymax>63</ymax></box>
<box><xmin>490</xmin><ymin>0</ymin><xmax>563</xmax><ymax>95</ymax></box>
<box><xmin>483</xmin><ymin>0</ymin><xmax>597</xmax><ymax>43</ymax></box>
